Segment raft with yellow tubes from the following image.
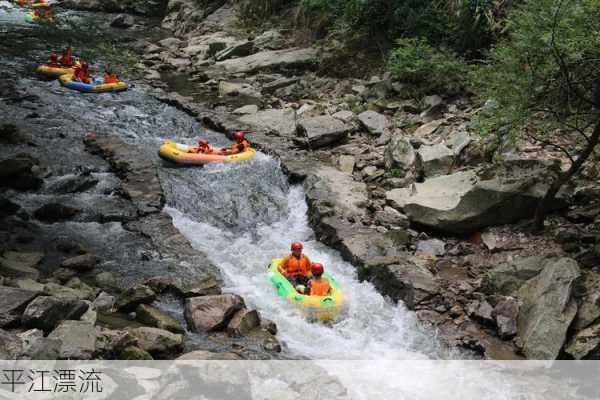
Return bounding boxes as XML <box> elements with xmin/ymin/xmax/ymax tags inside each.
<box><xmin>59</xmin><ymin>73</ymin><xmax>128</xmax><ymax>93</ymax></box>
<box><xmin>267</xmin><ymin>258</ymin><xmax>344</xmax><ymax>321</ymax></box>
<box><xmin>36</xmin><ymin>61</ymin><xmax>80</xmax><ymax>78</ymax></box>
<box><xmin>158</xmin><ymin>140</ymin><xmax>256</xmax><ymax>165</ymax></box>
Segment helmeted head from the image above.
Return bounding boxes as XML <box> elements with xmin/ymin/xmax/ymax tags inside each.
<box><xmin>311</xmin><ymin>262</ymin><xmax>324</xmax><ymax>276</ymax></box>
<box><xmin>197</xmin><ymin>139</ymin><xmax>209</xmax><ymax>147</ymax></box>
<box><xmin>233</xmin><ymin>131</ymin><xmax>245</xmax><ymax>143</ymax></box>
<box><xmin>290</xmin><ymin>241</ymin><xmax>303</xmax><ymax>256</ymax></box>
<box><xmin>81</xmin><ymin>62</ymin><xmax>89</xmax><ymax>70</ymax></box>
<box><xmin>50</xmin><ymin>53</ymin><xmax>57</xmax><ymax>61</ymax></box>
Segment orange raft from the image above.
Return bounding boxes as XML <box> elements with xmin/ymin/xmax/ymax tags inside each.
<box><xmin>158</xmin><ymin>140</ymin><xmax>256</xmax><ymax>165</ymax></box>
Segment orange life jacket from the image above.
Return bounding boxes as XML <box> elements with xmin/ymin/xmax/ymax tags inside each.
<box><xmin>281</xmin><ymin>254</ymin><xmax>310</xmax><ymax>277</ymax></box>
<box><xmin>309</xmin><ymin>277</ymin><xmax>330</xmax><ymax>296</ymax></box>
<box><xmin>103</xmin><ymin>74</ymin><xmax>118</xmax><ymax>84</ymax></box>
<box><xmin>224</xmin><ymin>140</ymin><xmax>249</xmax><ymax>154</ymax></box>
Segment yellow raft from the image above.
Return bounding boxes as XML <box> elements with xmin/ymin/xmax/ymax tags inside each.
<box><xmin>59</xmin><ymin>74</ymin><xmax>128</xmax><ymax>93</ymax></box>
<box><xmin>158</xmin><ymin>140</ymin><xmax>256</xmax><ymax>165</ymax></box>
<box><xmin>36</xmin><ymin>63</ymin><xmax>78</xmax><ymax>78</ymax></box>
<box><xmin>267</xmin><ymin>258</ymin><xmax>344</xmax><ymax>321</ymax></box>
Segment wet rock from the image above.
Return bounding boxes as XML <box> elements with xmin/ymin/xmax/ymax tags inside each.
<box><xmin>48</xmin><ymin>320</ymin><xmax>98</xmax><ymax>359</ymax></box>
<box><xmin>0</xmin><ymin>196</ymin><xmax>20</xmax><ymax>218</ymax></box>
<box><xmin>263</xmin><ymin>77</ymin><xmax>301</xmax><ymax>94</ymax></box>
<box><xmin>184</xmin><ymin>294</ymin><xmax>244</xmax><ymax>332</ymax></box>
<box><xmin>22</xmin><ymin>296</ymin><xmax>89</xmax><ymax>332</ymax></box>
<box><xmin>297</xmin><ymin>116</ymin><xmax>352</xmax><ymax>148</ymax></box>
<box><xmin>0</xmin><ymin>251</ymin><xmax>43</xmax><ymax>280</ymax></box>
<box><xmin>238</xmin><ymin>108</ymin><xmax>296</xmax><ymax>137</ymax></box>
<box><xmin>493</xmin><ymin>296</ymin><xmax>519</xmax><ymax>339</ymax></box>
<box><xmin>61</xmin><ymin>253</ymin><xmax>97</xmax><ymax>271</ymax></box>
<box><xmin>0</xmin><ymin>155</ymin><xmax>42</xmax><ymax>191</ymax></box>
<box><xmin>144</xmin><ymin>275</ymin><xmax>221</xmax><ymax>297</ymax></box>
<box><xmin>33</xmin><ymin>203</ymin><xmax>80</xmax><ymax>223</ymax></box>
<box><xmin>417</xmin><ymin>143</ymin><xmax>454</xmax><ymax>177</ymax></box>
<box><xmin>416</xmin><ymin>239</ymin><xmax>446</xmax><ymax>256</ymax></box>
<box><xmin>0</xmin><ymin>329</ymin><xmax>22</xmax><ymax>359</ymax></box>
<box><xmin>120</xmin><ymin>345</ymin><xmax>153</xmax><ymax>360</ymax></box>
<box><xmin>374</xmin><ymin>206</ymin><xmax>409</xmax><ymax>229</ymax></box>
<box><xmin>386</xmin><ymin>160</ymin><xmax>567</xmax><ymax>234</ymax></box>
<box><xmin>0</xmin><ymin>286</ymin><xmax>38</xmax><ymax>328</ymax></box>
<box><xmin>233</xmin><ymin>104</ymin><xmax>259</xmax><ymax>115</ymax></box>
<box><xmin>116</xmin><ymin>284</ymin><xmax>157</xmax><ymax>312</ymax></box>
<box><xmin>357</xmin><ymin>111</ymin><xmax>391</xmax><ymax>135</ymax></box>
<box><xmin>337</xmin><ymin>155</ymin><xmax>355</xmax><ymax>174</ymax></box>
<box><xmin>135</xmin><ymin>304</ymin><xmax>184</xmax><ymax>334</ymax></box>
<box><xmin>93</xmin><ymin>292</ymin><xmax>116</xmax><ymax>312</ymax></box>
<box><xmin>62</xmin><ymin>0</ymin><xmax>166</xmax><ymax>16</ymax></box>
<box><xmin>129</xmin><ymin>327</ymin><xmax>183</xmax><ymax>359</ymax></box>
<box><xmin>482</xmin><ymin>256</ymin><xmax>547</xmax><ymax>295</ymax></box>
<box><xmin>17</xmin><ymin>329</ymin><xmax>61</xmax><ymax>359</ymax></box>
<box><xmin>261</xmin><ymin>319</ymin><xmax>277</xmax><ymax>335</ymax></box>
<box><xmin>95</xmin><ymin>271</ymin><xmax>119</xmax><ymax>290</ymax></box>
<box><xmin>517</xmin><ymin>258</ymin><xmax>580</xmax><ymax>359</ymax></box>
<box><xmin>565</xmin><ymin>323</ymin><xmax>600</xmax><ymax>359</ymax></box>
<box><xmin>213</xmin><ymin>48</ymin><xmax>318</xmax><ymax>75</ymax></box>
<box><xmin>384</xmin><ymin>136</ymin><xmax>418</xmax><ymax>176</ymax></box>
<box><xmin>110</xmin><ymin>14</ymin><xmax>134</xmax><ymax>29</ymax></box>
<box><xmin>227</xmin><ymin>309</ymin><xmax>260</xmax><ymax>336</ymax></box>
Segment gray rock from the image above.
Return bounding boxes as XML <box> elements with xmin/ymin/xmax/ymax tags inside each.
<box><xmin>297</xmin><ymin>116</ymin><xmax>352</xmax><ymax>148</ymax></box>
<box><xmin>22</xmin><ymin>296</ymin><xmax>89</xmax><ymax>332</ymax></box>
<box><xmin>184</xmin><ymin>294</ymin><xmax>244</xmax><ymax>332</ymax></box>
<box><xmin>0</xmin><ymin>251</ymin><xmax>43</xmax><ymax>280</ymax></box>
<box><xmin>46</xmin><ymin>174</ymin><xmax>98</xmax><ymax>194</ymax></box>
<box><xmin>238</xmin><ymin>108</ymin><xmax>296</xmax><ymax>137</ymax></box>
<box><xmin>136</xmin><ymin>304</ymin><xmax>184</xmax><ymax>334</ymax></box>
<box><xmin>482</xmin><ymin>256</ymin><xmax>547</xmax><ymax>295</ymax></box>
<box><xmin>116</xmin><ymin>284</ymin><xmax>156</xmax><ymax>312</ymax></box>
<box><xmin>384</xmin><ymin>135</ymin><xmax>418</xmax><ymax>174</ymax></box>
<box><xmin>493</xmin><ymin>296</ymin><xmax>519</xmax><ymax>339</ymax></box>
<box><xmin>374</xmin><ymin>206</ymin><xmax>410</xmax><ymax>229</ymax></box>
<box><xmin>332</xmin><ymin>110</ymin><xmax>355</xmax><ymax>123</ymax></box>
<box><xmin>48</xmin><ymin>320</ymin><xmax>98</xmax><ymax>359</ymax></box>
<box><xmin>233</xmin><ymin>104</ymin><xmax>259</xmax><ymax>115</ymax></box>
<box><xmin>61</xmin><ymin>253</ymin><xmax>97</xmax><ymax>271</ymax></box>
<box><xmin>129</xmin><ymin>327</ymin><xmax>183</xmax><ymax>358</ymax></box>
<box><xmin>416</xmin><ymin>239</ymin><xmax>446</xmax><ymax>256</ymax></box>
<box><xmin>445</xmin><ymin>131</ymin><xmax>472</xmax><ymax>155</ymax></box>
<box><xmin>0</xmin><ymin>329</ymin><xmax>22</xmax><ymax>359</ymax></box>
<box><xmin>0</xmin><ymin>286</ymin><xmax>38</xmax><ymax>327</ymax></box>
<box><xmin>64</xmin><ymin>278</ymin><xmax>99</xmax><ymax>301</ymax></box>
<box><xmin>10</xmin><ymin>278</ymin><xmax>45</xmax><ymax>292</ymax></box>
<box><xmin>417</xmin><ymin>143</ymin><xmax>454</xmax><ymax>177</ymax></box>
<box><xmin>565</xmin><ymin>323</ymin><xmax>600</xmax><ymax>359</ymax></box>
<box><xmin>17</xmin><ymin>329</ymin><xmax>61</xmax><ymax>359</ymax></box>
<box><xmin>33</xmin><ymin>203</ymin><xmax>79</xmax><ymax>223</ymax></box>
<box><xmin>110</xmin><ymin>13</ymin><xmax>134</xmax><ymax>29</ymax></box>
<box><xmin>92</xmin><ymin>291</ymin><xmax>116</xmax><ymax>312</ymax></box>
<box><xmin>253</xmin><ymin>30</ymin><xmax>285</xmax><ymax>50</ymax></box>
<box><xmin>215</xmin><ymin>41</ymin><xmax>254</xmax><ymax>61</ymax></box>
<box><xmin>466</xmin><ymin>299</ymin><xmax>494</xmax><ymax>324</ymax></box>
<box><xmin>43</xmin><ymin>282</ymin><xmax>94</xmax><ymax>301</ymax></box>
<box><xmin>218</xmin><ymin>81</ymin><xmax>262</xmax><ymax>106</ymax></box>
<box><xmin>227</xmin><ymin>309</ymin><xmax>260</xmax><ymax>336</ymax></box>
<box><xmin>176</xmin><ymin>350</ymin><xmax>243</xmax><ymax>360</ymax></box>
<box><xmin>263</xmin><ymin>77</ymin><xmax>300</xmax><ymax>93</ymax></box>
<box><xmin>413</xmin><ymin>120</ymin><xmax>443</xmax><ymax>137</ymax></box>
<box><xmin>423</xmin><ymin>95</ymin><xmax>443</xmax><ymax>108</ymax></box>
<box><xmin>517</xmin><ymin>258</ymin><xmax>581</xmax><ymax>359</ymax></box>
<box><xmin>214</xmin><ymin>48</ymin><xmax>317</xmax><ymax>74</ymax></box>
<box><xmin>95</xmin><ymin>271</ymin><xmax>119</xmax><ymax>290</ymax></box>
<box><xmin>573</xmin><ymin>273</ymin><xmax>600</xmax><ymax>330</ymax></box>
<box><xmin>358</xmin><ymin>111</ymin><xmax>391</xmax><ymax>135</ymax></box>
<box><xmin>0</xmin><ymin>155</ymin><xmax>42</xmax><ymax>190</ymax></box>
<box><xmin>337</xmin><ymin>155</ymin><xmax>355</xmax><ymax>174</ymax></box>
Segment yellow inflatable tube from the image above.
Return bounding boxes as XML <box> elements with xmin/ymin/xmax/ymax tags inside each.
<box><xmin>158</xmin><ymin>140</ymin><xmax>256</xmax><ymax>165</ymax></box>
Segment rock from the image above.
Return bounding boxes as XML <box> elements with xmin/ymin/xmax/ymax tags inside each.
<box><xmin>48</xmin><ymin>320</ymin><xmax>98</xmax><ymax>359</ymax></box>
<box><xmin>46</xmin><ymin>174</ymin><xmax>98</xmax><ymax>194</ymax></box>
<box><xmin>466</xmin><ymin>299</ymin><xmax>494</xmax><ymax>324</ymax></box>
<box><xmin>22</xmin><ymin>296</ymin><xmax>89</xmax><ymax>332</ymax></box>
<box><xmin>0</xmin><ymin>329</ymin><xmax>22</xmax><ymax>359</ymax></box>
<box><xmin>0</xmin><ymin>196</ymin><xmax>20</xmax><ymax>217</ymax></box>
<box><xmin>573</xmin><ymin>273</ymin><xmax>600</xmax><ymax>330</ymax></box>
<box><xmin>176</xmin><ymin>350</ymin><xmax>243</xmax><ymax>360</ymax></box>
<box><xmin>218</xmin><ymin>81</ymin><xmax>262</xmax><ymax>106</ymax></box>
<box><xmin>64</xmin><ymin>278</ymin><xmax>99</xmax><ymax>301</ymax></box>
<box><xmin>0</xmin><ymin>286</ymin><xmax>38</xmax><ymax>328</ymax></box>
<box><xmin>417</xmin><ymin>143</ymin><xmax>454</xmax><ymax>177</ymax></box>
<box><xmin>263</xmin><ymin>76</ymin><xmax>301</xmax><ymax>94</ymax></box>
<box><xmin>144</xmin><ymin>276</ymin><xmax>221</xmax><ymax>297</ymax></box>
<box><xmin>413</xmin><ymin>120</ymin><xmax>443</xmax><ymax>137</ymax></box>
<box><xmin>61</xmin><ymin>253</ymin><xmax>97</xmax><ymax>271</ymax></box>
<box><xmin>11</xmin><ymin>278</ymin><xmax>45</xmax><ymax>292</ymax></box>
<box><xmin>253</xmin><ymin>30</ymin><xmax>285</xmax><ymax>50</ymax></box>
<box><xmin>423</xmin><ymin>95</ymin><xmax>443</xmax><ymax>108</ymax></box>
<box><xmin>62</xmin><ymin>0</ymin><xmax>165</xmax><ymax>16</ymax></box>
<box><xmin>0</xmin><ymin>155</ymin><xmax>42</xmax><ymax>190</ymax></box>
<box><xmin>43</xmin><ymin>282</ymin><xmax>94</xmax><ymax>301</ymax></box>
<box><xmin>79</xmin><ymin>301</ymin><xmax>97</xmax><ymax>324</ymax></box>
<box><xmin>214</xmin><ymin>48</ymin><xmax>317</xmax><ymax>74</ymax></box>
<box><xmin>51</xmin><ymin>268</ymin><xmax>78</xmax><ymax>284</ymax></box>
<box><xmin>386</xmin><ymin>160</ymin><xmax>567</xmax><ymax>234</ymax></box>
<box><xmin>374</xmin><ymin>206</ymin><xmax>410</xmax><ymax>229</ymax></box>
<box><xmin>517</xmin><ymin>258</ymin><xmax>580</xmax><ymax>359</ymax></box>
<box><xmin>116</xmin><ymin>284</ymin><xmax>156</xmax><ymax>312</ymax></box>
<box><xmin>227</xmin><ymin>309</ymin><xmax>260</xmax><ymax>336</ymax></box>
<box><xmin>565</xmin><ymin>323</ymin><xmax>600</xmax><ymax>359</ymax></box>
<box><xmin>136</xmin><ymin>304</ymin><xmax>184</xmax><ymax>334</ymax></box>
<box><xmin>384</xmin><ymin>135</ymin><xmax>418</xmax><ymax>175</ymax></box>
<box><xmin>352</xmin><ymin>84</ymin><xmax>367</xmax><ymax>96</ymax></box>
<box><xmin>337</xmin><ymin>155</ymin><xmax>355</xmax><ymax>174</ymax></box>
<box><xmin>110</xmin><ymin>13</ymin><xmax>134</xmax><ymax>29</ymax></box>
<box><xmin>0</xmin><ymin>251</ymin><xmax>43</xmax><ymax>280</ymax></box>
<box><xmin>238</xmin><ymin>108</ymin><xmax>297</xmax><ymax>137</ymax></box>
<box><xmin>120</xmin><ymin>345</ymin><xmax>153</xmax><ymax>360</ymax></box>
<box><xmin>215</xmin><ymin>41</ymin><xmax>254</xmax><ymax>61</ymax></box>
<box><xmin>332</xmin><ymin>110</ymin><xmax>355</xmax><ymax>123</ymax></box>
<box><xmin>95</xmin><ymin>271</ymin><xmax>119</xmax><ymax>289</ymax></box>
<box><xmin>233</xmin><ymin>104</ymin><xmax>259</xmax><ymax>115</ymax></box>
<box><xmin>482</xmin><ymin>256</ymin><xmax>547</xmax><ymax>295</ymax></box>
<box><xmin>357</xmin><ymin>111</ymin><xmax>391</xmax><ymax>135</ymax></box>
<box><xmin>95</xmin><ymin>328</ymin><xmax>137</xmax><ymax>356</ymax></box>
<box><xmin>297</xmin><ymin>116</ymin><xmax>352</xmax><ymax>148</ymax></box>
<box><xmin>445</xmin><ymin>131</ymin><xmax>472</xmax><ymax>155</ymax></box>
<box><xmin>17</xmin><ymin>329</ymin><xmax>61</xmax><ymax>359</ymax></box>
<box><xmin>416</xmin><ymin>239</ymin><xmax>446</xmax><ymax>256</ymax></box>
<box><xmin>93</xmin><ymin>291</ymin><xmax>116</xmax><ymax>312</ymax></box>
<box><xmin>261</xmin><ymin>319</ymin><xmax>277</xmax><ymax>335</ymax></box>
<box><xmin>129</xmin><ymin>327</ymin><xmax>183</xmax><ymax>358</ymax></box>
<box><xmin>493</xmin><ymin>296</ymin><xmax>519</xmax><ymax>339</ymax></box>
<box><xmin>33</xmin><ymin>203</ymin><xmax>80</xmax><ymax>223</ymax></box>
<box><xmin>184</xmin><ymin>294</ymin><xmax>244</xmax><ymax>332</ymax></box>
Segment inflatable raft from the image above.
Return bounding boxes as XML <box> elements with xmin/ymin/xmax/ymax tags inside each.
<box><xmin>158</xmin><ymin>140</ymin><xmax>256</xmax><ymax>165</ymax></box>
<box><xmin>267</xmin><ymin>258</ymin><xmax>344</xmax><ymax>321</ymax></box>
<box><xmin>36</xmin><ymin>63</ymin><xmax>78</xmax><ymax>78</ymax></box>
<box><xmin>24</xmin><ymin>11</ymin><xmax>53</xmax><ymax>23</ymax></box>
<box><xmin>59</xmin><ymin>74</ymin><xmax>128</xmax><ymax>93</ymax></box>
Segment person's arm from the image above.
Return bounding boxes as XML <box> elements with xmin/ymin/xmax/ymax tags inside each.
<box><xmin>304</xmin><ymin>256</ymin><xmax>312</xmax><ymax>278</ymax></box>
<box><xmin>278</xmin><ymin>256</ymin><xmax>289</xmax><ymax>275</ymax></box>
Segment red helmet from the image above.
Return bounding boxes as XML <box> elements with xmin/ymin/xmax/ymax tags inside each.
<box><xmin>291</xmin><ymin>241</ymin><xmax>303</xmax><ymax>251</ymax></box>
<box><xmin>233</xmin><ymin>131</ymin><xmax>245</xmax><ymax>142</ymax></box>
<box><xmin>198</xmin><ymin>139</ymin><xmax>209</xmax><ymax>146</ymax></box>
<box><xmin>311</xmin><ymin>263</ymin><xmax>324</xmax><ymax>275</ymax></box>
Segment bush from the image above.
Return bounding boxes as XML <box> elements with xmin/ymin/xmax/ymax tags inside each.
<box><xmin>387</xmin><ymin>38</ymin><xmax>469</xmax><ymax>96</ymax></box>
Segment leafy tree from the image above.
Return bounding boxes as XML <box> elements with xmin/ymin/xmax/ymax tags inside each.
<box><xmin>474</xmin><ymin>0</ymin><xmax>600</xmax><ymax>230</ymax></box>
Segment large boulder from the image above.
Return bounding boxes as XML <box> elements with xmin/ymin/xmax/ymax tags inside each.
<box><xmin>492</xmin><ymin>296</ymin><xmax>520</xmax><ymax>339</ymax></box>
<box><xmin>215</xmin><ymin>41</ymin><xmax>254</xmax><ymax>61</ymax></box>
<box><xmin>17</xmin><ymin>329</ymin><xmax>61</xmax><ymax>359</ymax></box>
<box><xmin>297</xmin><ymin>116</ymin><xmax>352</xmax><ymax>148</ymax></box>
<box><xmin>564</xmin><ymin>323</ymin><xmax>600</xmax><ymax>359</ymax></box>
<box><xmin>48</xmin><ymin>320</ymin><xmax>98</xmax><ymax>359</ymax></box>
<box><xmin>516</xmin><ymin>258</ymin><xmax>581</xmax><ymax>359</ymax></box>
<box><xmin>227</xmin><ymin>309</ymin><xmax>260</xmax><ymax>336</ymax></box>
<box><xmin>482</xmin><ymin>256</ymin><xmax>548</xmax><ymax>295</ymax></box>
<box><xmin>136</xmin><ymin>304</ymin><xmax>184</xmax><ymax>334</ymax></box>
<box><xmin>218</xmin><ymin>81</ymin><xmax>263</xmax><ymax>106</ymax></box>
<box><xmin>46</xmin><ymin>174</ymin><xmax>98</xmax><ymax>194</ymax></box>
<box><xmin>61</xmin><ymin>253</ymin><xmax>97</xmax><ymax>271</ymax></box>
<box><xmin>22</xmin><ymin>296</ymin><xmax>89</xmax><ymax>332</ymax></box>
<box><xmin>184</xmin><ymin>294</ymin><xmax>244</xmax><ymax>332</ymax></box>
<box><xmin>238</xmin><ymin>108</ymin><xmax>297</xmax><ymax>137</ymax></box>
<box><xmin>386</xmin><ymin>160</ymin><xmax>568</xmax><ymax>234</ymax></box>
<box><xmin>129</xmin><ymin>327</ymin><xmax>183</xmax><ymax>358</ymax></box>
<box><xmin>0</xmin><ymin>251</ymin><xmax>43</xmax><ymax>280</ymax></box>
<box><xmin>116</xmin><ymin>284</ymin><xmax>156</xmax><ymax>312</ymax></box>
<box><xmin>357</xmin><ymin>111</ymin><xmax>391</xmax><ymax>135</ymax></box>
<box><xmin>0</xmin><ymin>286</ymin><xmax>38</xmax><ymax>328</ymax></box>
<box><xmin>33</xmin><ymin>203</ymin><xmax>80</xmax><ymax>223</ymax></box>
<box><xmin>417</xmin><ymin>143</ymin><xmax>454</xmax><ymax>177</ymax></box>
<box><xmin>214</xmin><ymin>48</ymin><xmax>317</xmax><ymax>74</ymax></box>
<box><xmin>573</xmin><ymin>272</ymin><xmax>600</xmax><ymax>330</ymax></box>
<box><xmin>0</xmin><ymin>155</ymin><xmax>42</xmax><ymax>190</ymax></box>
<box><xmin>384</xmin><ymin>136</ymin><xmax>418</xmax><ymax>176</ymax></box>
<box><xmin>0</xmin><ymin>329</ymin><xmax>22</xmax><ymax>359</ymax></box>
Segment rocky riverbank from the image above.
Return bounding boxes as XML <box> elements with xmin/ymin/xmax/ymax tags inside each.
<box><xmin>124</xmin><ymin>0</ymin><xmax>600</xmax><ymax>359</ymax></box>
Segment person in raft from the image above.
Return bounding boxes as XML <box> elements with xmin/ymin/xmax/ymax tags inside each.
<box><xmin>59</xmin><ymin>47</ymin><xmax>75</xmax><ymax>67</ymax></box>
<box><xmin>279</xmin><ymin>241</ymin><xmax>312</xmax><ymax>287</ymax></box>
<box><xmin>47</xmin><ymin>52</ymin><xmax>60</xmax><ymax>67</ymax></box>
<box><xmin>73</xmin><ymin>61</ymin><xmax>91</xmax><ymax>84</ymax></box>
<box><xmin>219</xmin><ymin>131</ymin><xmax>249</xmax><ymax>155</ymax></box>
<box><xmin>305</xmin><ymin>263</ymin><xmax>330</xmax><ymax>296</ymax></box>
<box><xmin>103</xmin><ymin>68</ymin><xmax>119</xmax><ymax>84</ymax></box>
<box><xmin>188</xmin><ymin>138</ymin><xmax>214</xmax><ymax>154</ymax></box>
